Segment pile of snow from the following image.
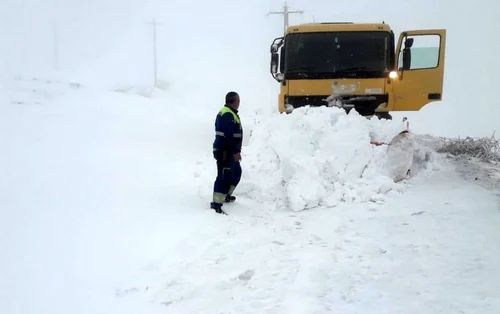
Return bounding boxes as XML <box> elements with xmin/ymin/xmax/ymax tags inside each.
<box><xmin>236</xmin><ymin>106</ymin><xmax>440</xmax><ymax>212</ymax></box>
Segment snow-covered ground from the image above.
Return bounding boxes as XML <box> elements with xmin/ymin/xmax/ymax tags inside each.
<box><xmin>1</xmin><ymin>77</ymin><xmax>500</xmax><ymax>314</ymax></box>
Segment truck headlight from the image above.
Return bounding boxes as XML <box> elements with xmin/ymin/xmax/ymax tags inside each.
<box><xmin>389</xmin><ymin>71</ymin><xmax>398</xmax><ymax>79</ymax></box>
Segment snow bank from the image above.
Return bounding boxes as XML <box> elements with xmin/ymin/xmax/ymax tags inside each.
<box><xmin>112</xmin><ymin>79</ymin><xmax>171</xmax><ymax>99</ymax></box>
<box><xmin>1</xmin><ymin>75</ymin><xmax>84</xmax><ymax>106</ymax></box>
<box><xmin>238</xmin><ymin>106</ymin><xmax>436</xmax><ymax>212</ymax></box>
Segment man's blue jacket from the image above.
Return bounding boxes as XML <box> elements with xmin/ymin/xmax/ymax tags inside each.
<box><xmin>213</xmin><ymin>105</ymin><xmax>243</xmax><ymax>161</ymax></box>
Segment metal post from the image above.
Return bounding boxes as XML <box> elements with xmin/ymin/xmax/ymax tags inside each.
<box><xmin>53</xmin><ymin>23</ymin><xmax>59</xmax><ymax>71</ymax></box>
<box><xmin>152</xmin><ymin>19</ymin><xmax>157</xmax><ymax>87</ymax></box>
<box><xmin>267</xmin><ymin>1</ymin><xmax>304</xmax><ymax>33</ymax></box>
<box><xmin>147</xmin><ymin>19</ymin><xmax>162</xmax><ymax>87</ymax></box>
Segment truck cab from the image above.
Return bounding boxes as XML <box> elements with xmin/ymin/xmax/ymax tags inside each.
<box><xmin>270</xmin><ymin>22</ymin><xmax>446</xmax><ymax>119</ymax></box>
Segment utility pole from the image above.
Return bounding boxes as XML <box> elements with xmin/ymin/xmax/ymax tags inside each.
<box><xmin>146</xmin><ymin>19</ymin><xmax>162</xmax><ymax>87</ymax></box>
<box><xmin>267</xmin><ymin>1</ymin><xmax>304</xmax><ymax>33</ymax></box>
<box><xmin>53</xmin><ymin>22</ymin><xmax>59</xmax><ymax>71</ymax></box>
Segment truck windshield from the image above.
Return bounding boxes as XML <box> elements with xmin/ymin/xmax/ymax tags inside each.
<box><xmin>284</xmin><ymin>31</ymin><xmax>391</xmax><ymax>78</ymax></box>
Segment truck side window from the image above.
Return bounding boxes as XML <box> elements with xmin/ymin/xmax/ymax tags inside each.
<box><xmin>398</xmin><ymin>34</ymin><xmax>441</xmax><ymax>70</ymax></box>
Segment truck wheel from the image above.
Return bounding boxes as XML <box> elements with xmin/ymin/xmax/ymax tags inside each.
<box><xmin>375</xmin><ymin>112</ymin><xmax>393</xmax><ymax>120</ymax></box>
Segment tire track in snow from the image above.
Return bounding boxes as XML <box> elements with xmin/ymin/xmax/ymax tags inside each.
<box><xmin>117</xmin><ymin>200</ymin><xmax>350</xmax><ymax>313</ymax></box>
<box><xmin>153</xmin><ymin>212</ymin><xmax>304</xmax><ymax>312</ymax></box>
<box><xmin>116</xmin><ymin>163</ymin><xmax>500</xmax><ymax>313</ymax></box>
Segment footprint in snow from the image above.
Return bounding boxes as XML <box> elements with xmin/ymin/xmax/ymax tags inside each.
<box><xmin>238</xmin><ymin>269</ymin><xmax>255</xmax><ymax>281</ymax></box>
<box><xmin>115</xmin><ymin>287</ymin><xmax>141</xmax><ymax>297</ymax></box>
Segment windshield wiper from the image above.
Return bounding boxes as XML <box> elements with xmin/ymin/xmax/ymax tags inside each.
<box><xmin>286</xmin><ymin>66</ymin><xmax>317</xmax><ymax>73</ymax></box>
<box><xmin>339</xmin><ymin>66</ymin><xmax>367</xmax><ymax>72</ymax></box>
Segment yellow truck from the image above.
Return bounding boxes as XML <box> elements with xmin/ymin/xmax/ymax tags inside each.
<box><xmin>269</xmin><ymin>22</ymin><xmax>446</xmax><ymax>119</ymax></box>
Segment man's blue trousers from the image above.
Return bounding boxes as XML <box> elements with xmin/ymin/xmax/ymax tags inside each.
<box><xmin>212</xmin><ymin>157</ymin><xmax>241</xmax><ymax>208</ymax></box>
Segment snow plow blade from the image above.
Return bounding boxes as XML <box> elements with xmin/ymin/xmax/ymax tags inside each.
<box><xmin>371</xmin><ymin>118</ymin><xmax>414</xmax><ymax>182</ymax></box>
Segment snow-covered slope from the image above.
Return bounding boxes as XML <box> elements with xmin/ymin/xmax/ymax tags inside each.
<box><xmin>0</xmin><ymin>77</ymin><xmax>216</xmax><ymax>314</ymax></box>
<box><xmin>1</xmin><ymin>77</ymin><xmax>499</xmax><ymax>314</ymax></box>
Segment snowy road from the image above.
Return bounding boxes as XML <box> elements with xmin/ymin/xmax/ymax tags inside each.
<box><xmin>1</xmin><ymin>79</ymin><xmax>499</xmax><ymax>314</ymax></box>
<box><xmin>118</xmin><ymin>165</ymin><xmax>500</xmax><ymax>314</ymax></box>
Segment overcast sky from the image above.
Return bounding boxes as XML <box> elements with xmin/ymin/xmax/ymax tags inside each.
<box><xmin>0</xmin><ymin>0</ymin><xmax>498</xmax><ymax>137</ymax></box>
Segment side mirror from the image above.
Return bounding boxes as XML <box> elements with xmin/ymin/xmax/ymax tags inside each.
<box><xmin>270</xmin><ymin>37</ymin><xmax>284</xmax><ymax>82</ymax></box>
<box><xmin>400</xmin><ymin>36</ymin><xmax>413</xmax><ymax>70</ymax></box>
<box><xmin>402</xmin><ymin>47</ymin><xmax>411</xmax><ymax>70</ymax></box>
<box><xmin>279</xmin><ymin>46</ymin><xmax>285</xmax><ymax>73</ymax></box>
<box><xmin>270</xmin><ymin>37</ymin><xmax>284</xmax><ymax>53</ymax></box>
<box><xmin>404</xmin><ymin>37</ymin><xmax>414</xmax><ymax>48</ymax></box>
<box><xmin>271</xmin><ymin>53</ymin><xmax>279</xmax><ymax>74</ymax></box>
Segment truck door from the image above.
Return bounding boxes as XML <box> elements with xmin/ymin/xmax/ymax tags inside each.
<box><xmin>392</xmin><ymin>29</ymin><xmax>446</xmax><ymax>111</ymax></box>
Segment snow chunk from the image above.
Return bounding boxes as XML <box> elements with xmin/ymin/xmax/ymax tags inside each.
<box><xmin>241</xmin><ymin>106</ymin><xmax>422</xmax><ymax>211</ymax></box>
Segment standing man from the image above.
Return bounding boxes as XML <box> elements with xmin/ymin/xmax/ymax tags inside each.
<box><xmin>210</xmin><ymin>91</ymin><xmax>243</xmax><ymax>214</ymax></box>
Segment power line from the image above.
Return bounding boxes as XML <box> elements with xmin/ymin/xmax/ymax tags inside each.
<box><xmin>267</xmin><ymin>1</ymin><xmax>304</xmax><ymax>33</ymax></box>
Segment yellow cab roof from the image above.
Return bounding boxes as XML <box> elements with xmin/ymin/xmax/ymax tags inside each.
<box><xmin>285</xmin><ymin>22</ymin><xmax>392</xmax><ymax>34</ymax></box>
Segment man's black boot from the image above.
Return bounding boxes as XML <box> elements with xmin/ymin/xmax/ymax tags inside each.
<box><xmin>210</xmin><ymin>202</ymin><xmax>227</xmax><ymax>215</ymax></box>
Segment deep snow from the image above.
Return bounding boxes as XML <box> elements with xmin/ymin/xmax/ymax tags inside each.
<box><xmin>122</xmin><ymin>167</ymin><xmax>500</xmax><ymax>314</ymax></box>
<box><xmin>197</xmin><ymin>106</ymin><xmax>436</xmax><ymax>212</ymax></box>
<box><xmin>1</xmin><ymin>77</ymin><xmax>500</xmax><ymax>314</ymax></box>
